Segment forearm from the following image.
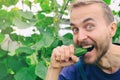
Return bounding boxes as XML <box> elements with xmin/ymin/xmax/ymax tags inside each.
<box><xmin>45</xmin><ymin>65</ymin><xmax>62</xmax><ymax>80</ymax></box>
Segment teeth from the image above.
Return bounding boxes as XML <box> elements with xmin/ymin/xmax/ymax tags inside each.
<box><xmin>83</xmin><ymin>45</ymin><xmax>92</xmax><ymax>48</ymax></box>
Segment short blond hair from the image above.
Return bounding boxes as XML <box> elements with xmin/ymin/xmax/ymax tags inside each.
<box><xmin>70</xmin><ymin>0</ymin><xmax>114</xmax><ymax>25</ymax></box>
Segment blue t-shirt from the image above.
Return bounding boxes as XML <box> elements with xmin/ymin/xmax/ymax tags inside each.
<box><xmin>58</xmin><ymin>60</ymin><xmax>120</xmax><ymax>80</ymax></box>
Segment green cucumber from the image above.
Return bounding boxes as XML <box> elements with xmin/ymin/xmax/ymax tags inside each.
<box><xmin>74</xmin><ymin>47</ymin><xmax>87</xmax><ymax>57</ymax></box>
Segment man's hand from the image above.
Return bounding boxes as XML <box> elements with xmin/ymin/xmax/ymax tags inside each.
<box><xmin>50</xmin><ymin>44</ymin><xmax>79</xmax><ymax>68</ymax></box>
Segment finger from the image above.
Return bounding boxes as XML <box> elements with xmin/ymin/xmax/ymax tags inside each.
<box><xmin>60</xmin><ymin>45</ymin><xmax>65</xmax><ymax>61</ymax></box>
<box><xmin>71</xmin><ymin>55</ymin><xmax>79</xmax><ymax>63</ymax></box>
<box><xmin>52</xmin><ymin>47</ymin><xmax>61</xmax><ymax>62</ymax></box>
<box><xmin>62</xmin><ymin>46</ymin><xmax>70</xmax><ymax>62</ymax></box>
<box><xmin>69</xmin><ymin>44</ymin><xmax>74</xmax><ymax>55</ymax></box>
<box><xmin>64</xmin><ymin>46</ymin><xmax>71</xmax><ymax>62</ymax></box>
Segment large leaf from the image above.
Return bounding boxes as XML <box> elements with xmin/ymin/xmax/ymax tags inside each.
<box><xmin>33</xmin><ymin>31</ymin><xmax>55</xmax><ymax>49</ymax></box>
<box><xmin>1</xmin><ymin>75</ymin><xmax>14</xmax><ymax>80</ymax></box>
<box><xmin>36</xmin><ymin>16</ymin><xmax>53</xmax><ymax>27</ymax></box>
<box><xmin>4</xmin><ymin>56</ymin><xmax>28</xmax><ymax>72</ymax></box>
<box><xmin>0</xmin><ymin>33</ymin><xmax>5</xmax><ymax>43</ymax></box>
<box><xmin>0</xmin><ymin>63</ymin><xmax>8</xmax><ymax>80</ymax></box>
<box><xmin>63</xmin><ymin>33</ymin><xmax>73</xmax><ymax>39</ymax></box>
<box><xmin>35</xmin><ymin>61</ymin><xmax>47</xmax><ymax>80</ymax></box>
<box><xmin>61</xmin><ymin>33</ymin><xmax>74</xmax><ymax>45</ymax></box>
<box><xmin>0</xmin><ymin>0</ymin><xmax>18</xmax><ymax>7</ymax></box>
<box><xmin>13</xmin><ymin>17</ymin><xmax>36</xmax><ymax>29</ymax></box>
<box><xmin>16</xmin><ymin>47</ymin><xmax>35</xmax><ymax>56</ymax></box>
<box><xmin>18</xmin><ymin>10</ymin><xmax>34</xmax><ymax>19</ymax></box>
<box><xmin>1</xmin><ymin>35</ymin><xmax>20</xmax><ymax>52</ymax></box>
<box><xmin>0</xmin><ymin>47</ymin><xmax>8</xmax><ymax>58</ymax></box>
<box><xmin>14</xmin><ymin>66</ymin><xmax>36</xmax><ymax>80</ymax></box>
<box><xmin>0</xmin><ymin>10</ymin><xmax>13</xmax><ymax>29</ymax></box>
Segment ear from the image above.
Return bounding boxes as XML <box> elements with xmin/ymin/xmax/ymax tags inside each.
<box><xmin>109</xmin><ymin>22</ymin><xmax>117</xmax><ymax>37</ymax></box>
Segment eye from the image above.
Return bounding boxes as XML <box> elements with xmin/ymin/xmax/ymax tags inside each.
<box><xmin>86</xmin><ymin>24</ymin><xmax>94</xmax><ymax>31</ymax></box>
<box><xmin>72</xmin><ymin>27</ymin><xmax>79</xmax><ymax>34</ymax></box>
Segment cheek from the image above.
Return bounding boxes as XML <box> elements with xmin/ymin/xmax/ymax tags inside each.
<box><xmin>73</xmin><ymin>35</ymin><xmax>78</xmax><ymax>44</ymax></box>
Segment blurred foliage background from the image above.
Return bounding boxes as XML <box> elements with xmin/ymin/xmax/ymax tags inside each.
<box><xmin>0</xmin><ymin>0</ymin><xmax>120</xmax><ymax>80</ymax></box>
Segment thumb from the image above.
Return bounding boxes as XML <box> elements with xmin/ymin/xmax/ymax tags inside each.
<box><xmin>71</xmin><ymin>55</ymin><xmax>79</xmax><ymax>63</ymax></box>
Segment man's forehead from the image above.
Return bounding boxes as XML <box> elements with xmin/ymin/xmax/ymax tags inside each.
<box><xmin>70</xmin><ymin>17</ymin><xmax>95</xmax><ymax>26</ymax></box>
<box><xmin>70</xmin><ymin>4</ymin><xmax>104</xmax><ymax>22</ymax></box>
<box><xmin>70</xmin><ymin>3</ymin><xmax>103</xmax><ymax>14</ymax></box>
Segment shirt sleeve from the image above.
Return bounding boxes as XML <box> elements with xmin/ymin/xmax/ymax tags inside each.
<box><xmin>58</xmin><ymin>74</ymin><xmax>67</xmax><ymax>80</ymax></box>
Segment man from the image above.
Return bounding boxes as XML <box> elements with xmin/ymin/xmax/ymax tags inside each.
<box><xmin>46</xmin><ymin>0</ymin><xmax>120</xmax><ymax>80</ymax></box>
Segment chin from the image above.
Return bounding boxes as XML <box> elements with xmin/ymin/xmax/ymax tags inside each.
<box><xmin>83</xmin><ymin>57</ymin><xmax>97</xmax><ymax>64</ymax></box>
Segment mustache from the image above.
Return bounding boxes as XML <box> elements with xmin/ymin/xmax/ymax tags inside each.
<box><xmin>75</xmin><ymin>40</ymin><xmax>90</xmax><ymax>47</ymax></box>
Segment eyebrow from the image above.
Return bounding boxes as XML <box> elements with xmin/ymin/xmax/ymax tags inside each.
<box><xmin>83</xmin><ymin>18</ymin><xmax>94</xmax><ymax>23</ymax></box>
<box><xmin>70</xmin><ymin>23</ymin><xmax>75</xmax><ymax>26</ymax></box>
<box><xmin>70</xmin><ymin>17</ymin><xmax>95</xmax><ymax>26</ymax></box>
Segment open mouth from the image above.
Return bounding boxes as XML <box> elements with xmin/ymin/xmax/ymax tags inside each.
<box><xmin>83</xmin><ymin>45</ymin><xmax>94</xmax><ymax>52</ymax></box>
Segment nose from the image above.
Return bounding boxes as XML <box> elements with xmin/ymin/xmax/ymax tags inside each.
<box><xmin>77</xmin><ymin>30</ymin><xmax>87</xmax><ymax>42</ymax></box>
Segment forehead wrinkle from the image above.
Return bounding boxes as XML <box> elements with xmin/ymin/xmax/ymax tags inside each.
<box><xmin>70</xmin><ymin>17</ymin><xmax>95</xmax><ymax>27</ymax></box>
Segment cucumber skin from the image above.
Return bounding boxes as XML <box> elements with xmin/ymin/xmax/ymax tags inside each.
<box><xmin>74</xmin><ymin>47</ymin><xmax>87</xmax><ymax>57</ymax></box>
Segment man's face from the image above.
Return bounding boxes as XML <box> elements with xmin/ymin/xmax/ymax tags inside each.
<box><xmin>70</xmin><ymin>4</ymin><xmax>112</xmax><ymax>64</ymax></box>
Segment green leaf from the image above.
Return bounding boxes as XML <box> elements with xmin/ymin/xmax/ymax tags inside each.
<box><xmin>33</xmin><ymin>31</ymin><xmax>55</xmax><ymax>49</ymax></box>
<box><xmin>63</xmin><ymin>33</ymin><xmax>73</xmax><ymax>39</ymax></box>
<box><xmin>31</xmin><ymin>34</ymin><xmax>42</xmax><ymax>43</ymax></box>
<box><xmin>112</xmin><ymin>10</ymin><xmax>117</xmax><ymax>15</ymax></box>
<box><xmin>13</xmin><ymin>17</ymin><xmax>35</xmax><ymax>29</ymax></box>
<box><xmin>16</xmin><ymin>47</ymin><xmax>35</xmax><ymax>56</ymax></box>
<box><xmin>37</xmin><ymin>13</ymin><xmax>45</xmax><ymax>19</ymax></box>
<box><xmin>0</xmin><ymin>63</ymin><xmax>8</xmax><ymax>80</ymax></box>
<box><xmin>1</xmin><ymin>74</ymin><xmax>14</xmax><ymax>80</ymax></box>
<box><xmin>0</xmin><ymin>33</ymin><xmax>5</xmax><ymax>43</ymax></box>
<box><xmin>118</xmin><ymin>11</ymin><xmax>120</xmax><ymax>17</ymax></box>
<box><xmin>9</xmin><ymin>33</ymin><xmax>24</xmax><ymax>42</ymax></box>
<box><xmin>113</xmin><ymin>22</ymin><xmax>120</xmax><ymax>42</ymax></box>
<box><xmin>21</xmin><ymin>34</ymin><xmax>42</xmax><ymax>47</ymax></box>
<box><xmin>4</xmin><ymin>56</ymin><xmax>27</xmax><ymax>72</ymax></box>
<box><xmin>18</xmin><ymin>10</ymin><xmax>34</xmax><ymax>19</ymax></box>
<box><xmin>0</xmin><ymin>10</ymin><xmax>13</xmax><ymax>29</ymax></box>
<box><xmin>0</xmin><ymin>0</ymin><xmax>18</xmax><ymax>7</ymax></box>
<box><xmin>14</xmin><ymin>66</ymin><xmax>36</xmax><ymax>80</ymax></box>
<box><xmin>50</xmin><ymin>37</ymin><xmax>62</xmax><ymax>48</ymax></box>
<box><xmin>1</xmin><ymin>27</ymin><xmax>13</xmax><ymax>34</ymax></box>
<box><xmin>36</xmin><ymin>17</ymin><xmax>53</xmax><ymax>27</ymax></box>
<box><xmin>39</xmin><ymin>0</ymin><xmax>53</xmax><ymax>13</ymax></box>
<box><xmin>24</xmin><ymin>0</ymin><xmax>32</xmax><ymax>7</ymax></box>
<box><xmin>0</xmin><ymin>47</ymin><xmax>8</xmax><ymax>58</ymax></box>
<box><xmin>9</xmin><ymin>33</ymin><xmax>19</xmax><ymax>41</ymax></box>
<box><xmin>0</xmin><ymin>3</ymin><xmax>2</xmax><ymax>9</ymax></box>
<box><xmin>103</xmin><ymin>0</ymin><xmax>111</xmax><ymax>5</ymax></box>
<box><xmin>20</xmin><ymin>37</ymin><xmax>34</xmax><ymax>46</ymax></box>
<box><xmin>61</xmin><ymin>33</ymin><xmax>74</xmax><ymax>45</ymax></box>
<box><xmin>35</xmin><ymin>61</ymin><xmax>47</xmax><ymax>80</ymax></box>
